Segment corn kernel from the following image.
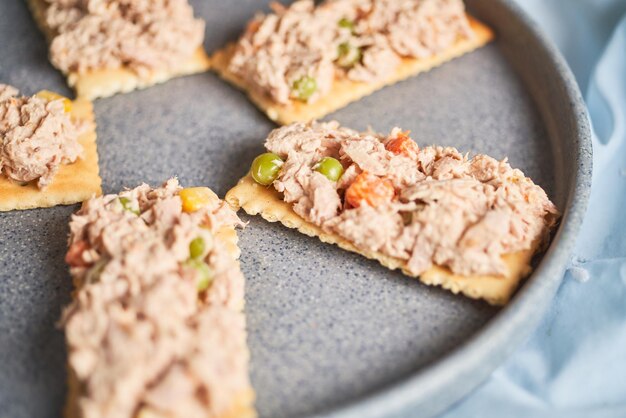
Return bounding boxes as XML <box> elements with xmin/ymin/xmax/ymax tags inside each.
<box><xmin>180</xmin><ymin>187</ymin><xmax>217</xmax><ymax>213</ymax></box>
<box><xmin>35</xmin><ymin>90</ymin><xmax>72</xmax><ymax>113</ymax></box>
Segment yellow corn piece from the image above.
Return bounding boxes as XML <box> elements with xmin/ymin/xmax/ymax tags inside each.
<box><xmin>180</xmin><ymin>187</ymin><xmax>217</xmax><ymax>213</ymax></box>
<box><xmin>35</xmin><ymin>90</ymin><xmax>72</xmax><ymax>113</ymax></box>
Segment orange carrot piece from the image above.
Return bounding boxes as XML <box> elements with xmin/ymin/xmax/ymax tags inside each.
<box><xmin>385</xmin><ymin>131</ymin><xmax>419</xmax><ymax>159</ymax></box>
<box><xmin>345</xmin><ymin>172</ymin><xmax>395</xmax><ymax>208</ymax></box>
<box><xmin>65</xmin><ymin>240</ymin><xmax>90</xmax><ymax>268</ymax></box>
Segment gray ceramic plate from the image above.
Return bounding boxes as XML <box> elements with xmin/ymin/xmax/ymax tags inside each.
<box><xmin>0</xmin><ymin>1</ymin><xmax>591</xmax><ymax>417</ymax></box>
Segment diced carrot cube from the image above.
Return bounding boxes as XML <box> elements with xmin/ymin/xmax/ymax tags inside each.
<box><xmin>385</xmin><ymin>131</ymin><xmax>419</xmax><ymax>159</ymax></box>
<box><xmin>345</xmin><ymin>172</ymin><xmax>395</xmax><ymax>208</ymax></box>
<box><xmin>65</xmin><ymin>240</ymin><xmax>90</xmax><ymax>267</ymax></box>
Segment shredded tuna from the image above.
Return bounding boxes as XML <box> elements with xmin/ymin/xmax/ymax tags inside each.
<box><xmin>0</xmin><ymin>84</ymin><xmax>82</xmax><ymax>188</ymax></box>
<box><xmin>264</xmin><ymin>121</ymin><xmax>560</xmax><ymax>277</ymax></box>
<box><xmin>63</xmin><ymin>179</ymin><xmax>249</xmax><ymax>418</ymax></box>
<box><xmin>44</xmin><ymin>0</ymin><xmax>205</xmax><ymax>75</ymax></box>
<box><xmin>229</xmin><ymin>0</ymin><xmax>473</xmax><ymax>104</ymax></box>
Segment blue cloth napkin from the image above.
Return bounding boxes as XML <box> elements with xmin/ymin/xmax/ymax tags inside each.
<box><xmin>442</xmin><ymin>1</ymin><xmax>626</xmax><ymax>417</ymax></box>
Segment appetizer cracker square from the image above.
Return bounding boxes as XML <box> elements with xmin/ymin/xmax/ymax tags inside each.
<box><xmin>63</xmin><ymin>181</ymin><xmax>255</xmax><ymax>418</ymax></box>
<box><xmin>27</xmin><ymin>0</ymin><xmax>211</xmax><ymax>100</ymax></box>
<box><xmin>212</xmin><ymin>14</ymin><xmax>494</xmax><ymax>125</ymax></box>
<box><xmin>0</xmin><ymin>98</ymin><xmax>101</xmax><ymax>211</ymax></box>
<box><xmin>226</xmin><ymin>174</ymin><xmax>535</xmax><ymax>306</ymax></box>
<box><xmin>226</xmin><ymin>121</ymin><xmax>559</xmax><ymax>305</ymax></box>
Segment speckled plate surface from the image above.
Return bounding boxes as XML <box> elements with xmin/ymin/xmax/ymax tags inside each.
<box><xmin>0</xmin><ymin>1</ymin><xmax>591</xmax><ymax>418</ymax></box>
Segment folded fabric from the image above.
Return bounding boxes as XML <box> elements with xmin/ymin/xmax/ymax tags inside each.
<box><xmin>441</xmin><ymin>1</ymin><xmax>626</xmax><ymax>417</ymax></box>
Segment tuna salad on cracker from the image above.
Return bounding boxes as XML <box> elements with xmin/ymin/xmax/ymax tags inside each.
<box><xmin>62</xmin><ymin>179</ymin><xmax>255</xmax><ymax>418</ymax></box>
<box><xmin>28</xmin><ymin>0</ymin><xmax>212</xmax><ymax>99</ymax></box>
<box><xmin>226</xmin><ymin>121</ymin><xmax>560</xmax><ymax>305</ymax></box>
<box><xmin>213</xmin><ymin>0</ymin><xmax>494</xmax><ymax>124</ymax></box>
<box><xmin>0</xmin><ymin>84</ymin><xmax>101</xmax><ymax>212</ymax></box>
<box><xmin>0</xmin><ymin>84</ymin><xmax>81</xmax><ymax>188</ymax></box>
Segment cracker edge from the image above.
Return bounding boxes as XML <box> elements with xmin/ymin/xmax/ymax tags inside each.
<box><xmin>0</xmin><ymin>98</ymin><xmax>101</xmax><ymax>211</ymax></box>
<box><xmin>64</xmin><ymin>218</ymin><xmax>256</xmax><ymax>418</ymax></box>
<box><xmin>211</xmin><ymin>16</ymin><xmax>494</xmax><ymax>125</ymax></box>
<box><xmin>27</xmin><ymin>0</ymin><xmax>212</xmax><ymax>100</ymax></box>
<box><xmin>226</xmin><ymin>174</ymin><xmax>540</xmax><ymax>306</ymax></box>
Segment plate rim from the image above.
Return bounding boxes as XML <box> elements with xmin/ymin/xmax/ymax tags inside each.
<box><xmin>314</xmin><ymin>1</ymin><xmax>593</xmax><ymax>417</ymax></box>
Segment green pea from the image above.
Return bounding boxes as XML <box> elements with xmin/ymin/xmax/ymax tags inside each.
<box><xmin>251</xmin><ymin>152</ymin><xmax>284</xmax><ymax>186</ymax></box>
<box><xmin>337</xmin><ymin>42</ymin><xmax>362</xmax><ymax>68</ymax></box>
<box><xmin>315</xmin><ymin>157</ymin><xmax>344</xmax><ymax>182</ymax></box>
<box><xmin>292</xmin><ymin>76</ymin><xmax>317</xmax><ymax>101</ymax></box>
<box><xmin>189</xmin><ymin>237</ymin><xmax>205</xmax><ymax>259</ymax></box>
<box><xmin>185</xmin><ymin>259</ymin><xmax>213</xmax><ymax>291</ymax></box>
<box><xmin>338</xmin><ymin>17</ymin><xmax>355</xmax><ymax>33</ymax></box>
<box><xmin>119</xmin><ymin>197</ymin><xmax>140</xmax><ymax>215</ymax></box>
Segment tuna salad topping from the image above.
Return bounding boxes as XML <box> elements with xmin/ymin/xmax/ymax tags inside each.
<box><xmin>44</xmin><ymin>0</ymin><xmax>205</xmax><ymax>75</ymax></box>
<box><xmin>229</xmin><ymin>0</ymin><xmax>473</xmax><ymax>104</ymax></box>
<box><xmin>0</xmin><ymin>84</ymin><xmax>82</xmax><ymax>188</ymax></box>
<box><xmin>63</xmin><ymin>179</ymin><xmax>249</xmax><ymax>418</ymax></box>
<box><xmin>251</xmin><ymin>121</ymin><xmax>560</xmax><ymax>277</ymax></box>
